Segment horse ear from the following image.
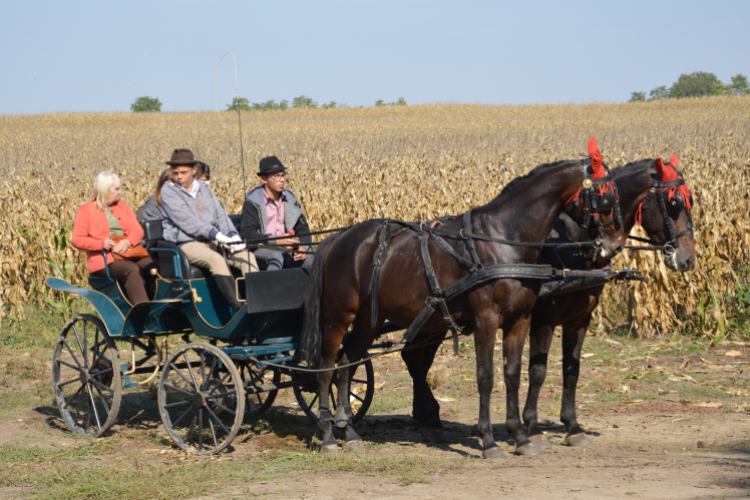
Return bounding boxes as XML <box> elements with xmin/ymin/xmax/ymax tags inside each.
<box><xmin>588</xmin><ymin>136</ymin><xmax>604</xmax><ymax>179</ymax></box>
<box><xmin>669</xmin><ymin>154</ymin><xmax>678</xmax><ymax>168</ymax></box>
<box><xmin>655</xmin><ymin>157</ymin><xmax>666</xmax><ymax>177</ymax></box>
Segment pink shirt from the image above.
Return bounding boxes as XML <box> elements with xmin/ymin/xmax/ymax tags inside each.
<box><xmin>262</xmin><ymin>189</ymin><xmax>286</xmax><ymax>236</ymax></box>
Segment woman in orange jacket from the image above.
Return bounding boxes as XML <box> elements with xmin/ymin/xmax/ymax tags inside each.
<box><xmin>71</xmin><ymin>171</ymin><xmax>153</xmax><ymax>305</ymax></box>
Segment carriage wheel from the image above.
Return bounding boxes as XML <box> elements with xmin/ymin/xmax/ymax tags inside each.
<box><xmin>52</xmin><ymin>314</ymin><xmax>122</xmax><ymax>438</ymax></box>
<box><xmin>236</xmin><ymin>361</ymin><xmax>279</xmax><ymax>415</ymax></box>
<box><xmin>293</xmin><ymin>359</ymin><xmax>374</xmax><ymax>425</ymax></box>
<box><xmin>158</xmin><ymin>343</ymin><xmax>244</xmax><ymax>454</ymax></box>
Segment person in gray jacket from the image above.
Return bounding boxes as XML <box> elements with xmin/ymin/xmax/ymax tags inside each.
<box><xmin>136</xmin><ymin>168</ymin><xmax>173</xmax><ymax>224</ymax></box>
<box><xmin>160</xmin><ymin>149</ymin><xmax>257</xmax><ymax>312</ymax></box>
<box><xmin>240</xmin><ymin>156</ymin><xmax>313</xmax><ymax>270</ymax></box>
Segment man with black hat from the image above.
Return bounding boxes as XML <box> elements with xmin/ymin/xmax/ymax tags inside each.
<box><xmin>160</xmin><ymin>148</ymin><xmax>258</xmax><ymax>311</ymax></box>
<box><xmin>240</xmin><ymin>156</ymin><xmax>313</xmax><ymax>270</ymax></box>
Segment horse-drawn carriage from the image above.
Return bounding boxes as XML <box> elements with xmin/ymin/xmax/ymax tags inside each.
<box><xmin>46</xmin><ymin>215</ymin><xmax>395</xmax><ymax>454</ymax></box>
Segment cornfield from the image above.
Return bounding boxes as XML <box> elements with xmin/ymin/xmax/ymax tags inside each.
<box><xmin>1</xmin><ymin>98</ymin><xmax>749</xmax><ymax>338</ymax></box>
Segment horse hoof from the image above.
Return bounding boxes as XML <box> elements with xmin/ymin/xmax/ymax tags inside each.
<box><xmin>482</xmin><ymin>447</ymin><xmax>507</xmax><ymax>459</ymax></box>
<box><xmin>565</xmin><ymin>433</ymin><xmax>593</xmax><ymax>447</ymax></box>
<box><xmin>514</xmin><ymin>443</ymin><xmax>541</xmax><ymax>456</ymax></box>
<box><xmin>344</xmin><ymin>440</ymin><xmax>365</xmax><ymax>453</ymax></box>
<box><xmin>528</xmin><ymin>434</ymin><xmax>552</xmax><ymax>449</ymax></box>
<box><xmin>422</xmin><ymin>428</ymin><xmax>447</xmax><ymax>443</ymax></box>
<box><xmin>320</xmin><ymin>444</ymin><xmax>340</xmax><ymax>455</ymax></box>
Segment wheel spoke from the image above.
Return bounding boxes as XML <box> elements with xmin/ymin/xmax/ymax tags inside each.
<box><xmin>163</xmin><ymin>382</ymin><xmax>194</xmax><ymax>398</ymax></box>
<box><xmin>164</xmin><ymin>400</ymin><xmax>191</xmax><ymax>409</ymax></box>
<box><xmin>351</xmin><ymin>378</ymin><xmax>367</xmax><ymax>384</ymax></box>
<box><xmin>254</xmin><ymin>393</ymin><xmax>263</xmax><ymax>406</ymax></box>
<box><xmin>199</xmin><ymin>351</ymin><xmax>207</xmax><ymax>390</ymax></box>
<box><xmin>184</xmin><ymin>414</ymin><xmax>197</xmax><ymax>442</ymax></box>
<box><xmin>205</xmin><ymin>390</ymin><xmax>236</xmax><ymax>401</ymax></box>
<box><xmin>72</xmin><ymin>324</ymin><xmax>90</xmax><ymax>370</ymax></box>
<box><xmin>57</xmin><ymin>359</ymin><xmax>83</xmax><ymax>373</ymax></box>
<box><xmin>208</xmin><ymin>401</ymin><xmax>235</xmax><ymax>416</ymax></box>
<box><xmin>207</xmin><ymin>416</ymin><xmax>219</xmax><ymax>449</ymax></box>
<box><xmin>351</xmin><ymin>392</ymin><xmax>364</xmax><ymax>403</ymax></box>
<box><xmin>169</xmin><ymin>363</ymin><xmax>194</xmax><ymax>387</ymax></box>
<box><xmin>56</xmin><ymin>377</ymin><xmax>80</xmax><ymax>389</ymax></box>
<box><xmin>82</xmin><ymin>321</ymin><xmax>89</xmax><ymax>369</ymax></box>
<box><xmin>198</xmin><ymin>409</ymin><xmax>204</xmax><ymax>451</ymax></box>
<box><xmin>308</xmin><ymin>394</ymin><xmax>319</xmax><ymax>409</ymax></box>
<box><xmin>61</xmin><ymin>339</ymin><xmax>83</xmax><ymax>371</ymax></box>
<box><xmin>205</xmin><ymin>405</ymin><xmax>231</xmax><ymax>436</ymax></box>
<box><xmin>202</xmin><ymin>356</ymin><xmax>218</xmax><ymax>391</ymax></box>
<box><xmin>172</xmin><ymin>405</ymin><xmax>195</xmax><ymax>428</ymax></box>
<box><xmin>207</xmin><ymin>372</ymin><xmax>233</xmax><ymax>396</ymax></box>
<box><xmin>184</xmin><ymin>352</ymin><xmax>200</xmax><ymax>390</ymax></box>
<box><xmin>93</xmin><ymin>383</ymin><xmax>111</xmax><ymax>415</ymax></box>
<box><xmin>86</xmin><ymin>383</ymin><xmax>103</xmax><ymax>430</ymax></box>
<box><xmin>63</xmin><ymin>384</ymin><xmax>85</xmax><ymax>409</ymax></box>
<box><xmin>91</xmin><ymin>379</ymin><xmax>114</xmax><ymax>394</ymax></box>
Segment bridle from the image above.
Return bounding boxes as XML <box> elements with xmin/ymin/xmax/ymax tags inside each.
<box><xmin>565</xmin><ymin>160</ymin><xmax>624</xmax><ymax>245</ymax></box>
<box><xmin>631</xmin><ymin>161</ymin><xmax>694</xmax><ymax>255</ymax></box>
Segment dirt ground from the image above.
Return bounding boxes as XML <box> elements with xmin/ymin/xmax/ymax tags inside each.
<box><xmin>2</xmin><ymin>330</ymin><xmax>750</xmax><ymax>499</ymax></box>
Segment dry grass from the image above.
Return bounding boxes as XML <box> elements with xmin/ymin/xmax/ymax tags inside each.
<box><xmin>1</xmin><ymin>98</ymin><xmax>749</xmax><ymax>337</ymax></box>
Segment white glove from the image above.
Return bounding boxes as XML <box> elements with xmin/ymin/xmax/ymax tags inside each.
<box><xmin>229</xmin><ymin>243</ymin><xmax>247</xmax><ymax>254</ymax></box>
<box><xmin>228</xmin><ymin>234</ymin><xmax>242</xmax><ymax>244</ymax></box>
<box><xmin>215</xmin><ymin>232</ymin><xmax>232</xmax><ymax>245</ymax></box>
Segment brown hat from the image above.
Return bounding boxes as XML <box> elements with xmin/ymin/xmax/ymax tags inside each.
<box><xmin>166</xmin><ymin>149</ymin><xmax>198</xmax><ymax>166</ymax></box>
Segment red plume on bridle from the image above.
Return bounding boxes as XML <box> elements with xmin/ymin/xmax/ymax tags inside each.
<box><xmin>566</xmin><ymin>136</ymin><xmax>617</xmax><ymax>205</ymax></box>
<box><xmin>588</xmin><ymin>136</ymin><xmax>617</xmax><ymax>196</ymax></box>
<box><xmin>636</xmin><ymin>154</ymin><xmax>692</xmax><ymax>226</ymax></box>
<box><xmin>656</xmin><ymin>155</ymin><xmax>692</xmax><ymax>210</ymax></box>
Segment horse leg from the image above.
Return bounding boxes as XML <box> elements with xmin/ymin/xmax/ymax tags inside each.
<box><xmin>473</xmin><ymin>312</ymin><xmax>506</xmax><ymax>459</ymax></box>
<box><xmin>333</xmin><ymin>350</ymin><xmax>366</xmax><ymax>453</ymax></box>
<box><xmin>316</xmin><ymin>319</ymin><xmax>354</xmax><ymax>454</ymax></box>
<box><xmin>402</xmin><ymin>331</ymin><xmax>447</xmax><ymax>443</ymax></box>
<box><xmin>561</xmin><ymin>315</ymin><xmax>594</xmax><ymax>447</ymax></box>
<box><xmin>522</xmin><ymin>305</ymin><xmax>556</xmax><ymax>449</ymax></box>
<box><xmin>502</xmin><ymin>315</ymin><xmax>540</xmax><ymax>456</ymax></box>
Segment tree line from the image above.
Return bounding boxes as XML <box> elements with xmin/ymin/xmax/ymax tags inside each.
<box><xmin>129</xmin><ymin>95</ymin><xmax>408</xmax><ymax>112</ymax></box>
<box><xmin>630</xmin><ymin>71</ymin><xmax>749</xmax><ymax>102</ymax></box>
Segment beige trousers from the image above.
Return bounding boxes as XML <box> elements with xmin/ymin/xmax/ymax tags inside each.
<box><xmin>180</xmin><ymin>241</ymin><xmax>258</xmax><ymax>277</ymax></box>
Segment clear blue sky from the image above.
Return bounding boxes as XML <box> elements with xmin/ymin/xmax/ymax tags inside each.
<box><xmin>2</xmin><ymin>0</ymin><xmax>748</xmax><ymax>114</ymax></box>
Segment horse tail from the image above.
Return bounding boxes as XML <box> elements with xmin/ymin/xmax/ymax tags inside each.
<box><xmin>302</xmin><ymin>233</ymin><xmax>340</xmax><ymax>368</ymax></box>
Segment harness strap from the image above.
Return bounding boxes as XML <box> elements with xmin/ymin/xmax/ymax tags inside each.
<box><xmin>370</xmin><ymin>221</ymin><xmax>407</xmax><ymax>328</ymax></box>
<box><xmin>462</xmin><ymin>209</ymin><xmax>483</xmax><ymax>272</ymax></box>
<box><xmin>420</xmin><ymin>233</ymin><xmax>461</xmax><ymax>353</ymax></box>
<box><xmin>430</xmin><ymin>232</ymin><xmax>475</xmax><ymax>270</ymax></box>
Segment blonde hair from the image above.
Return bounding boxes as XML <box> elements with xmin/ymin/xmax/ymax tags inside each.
<box><xmin>86</xmin><ymin>171</ymin><xmax>121</xmax><ymax>211</ymax></box>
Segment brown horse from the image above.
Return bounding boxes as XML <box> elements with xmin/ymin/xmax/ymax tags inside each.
<box><xmin>521</xmin><ymin>155</ymin><xmax>696</xmax><ymax>448</ymax></box>
<box><xmin>302</xmin><ymin>149</ymin><xmax>626</xmax><ymax>458</ymax></box>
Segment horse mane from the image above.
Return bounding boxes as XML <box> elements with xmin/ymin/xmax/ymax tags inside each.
<box><xmin>612</xmin><ymin>159</ymin><xmax>654</xmax><ymax>179</ymax></box>
<box><xmin>493</xmin><ymin>160</ymin><xmax>573</xmax><ymax>204</ymax></box>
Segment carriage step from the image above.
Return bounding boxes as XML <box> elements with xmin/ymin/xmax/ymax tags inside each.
<box><xmin>121</xmin><ymin>363</ymin><xmax>138</xmax><ymax>389</ymax></box>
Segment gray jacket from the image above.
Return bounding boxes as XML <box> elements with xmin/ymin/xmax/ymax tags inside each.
<box><xmin>160</xmin><ymin>181</ymin><xmax>236</xmax><ymax>245</ymax></box>
<box><xmin>240</xmin><ymin>186</ymin><xmax>311</xmax><ymax>245</ymax></box>
<box><xmin>136</xmin><ymin>196</ymin><xmax>163</xmax><ymax>224</ymax></box>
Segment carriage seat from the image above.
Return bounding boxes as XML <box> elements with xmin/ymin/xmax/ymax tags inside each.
<box><xmin>142</xmin><ymin>219</ymin><xmax>211</xmax><ymax>280</ymax></box>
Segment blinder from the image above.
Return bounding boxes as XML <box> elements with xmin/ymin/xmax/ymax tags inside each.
<box><xmin>566</xmin><ymin>161</ymin><xmax>623</xmax><ymax>246</ymax></box>
<box><xmin>639</xmin><ymin>165</ymin><xmax>694</xmax><ymax>248</ymax></box>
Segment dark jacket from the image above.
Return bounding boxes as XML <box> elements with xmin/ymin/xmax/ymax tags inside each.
<box><xmin>240</xmin><ymin>186</ymin><xmax>311</xmax><ymax>246</ymax></box>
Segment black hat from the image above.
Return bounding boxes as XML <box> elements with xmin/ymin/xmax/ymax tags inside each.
<box><xmin>166</xmin><ymin>148</ymin><xmax>198</xmax><ymax>166</ymax></box>
<box><xmin>258</xmin><ymin>156</ymin><xmax>286</xmax><ymax>176</ymax></box>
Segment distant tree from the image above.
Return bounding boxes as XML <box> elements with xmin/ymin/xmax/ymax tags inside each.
<box><xmin>629</xmin><ymin>91</ymin><xmax>647</xmax><ymax>102</ymax></box>
<box><xmin>669</xmin><ymin>72</ymin><xmax>724</xmax><ymax>98</ymax></box>
<box><xmin>226</xmin><ymin>97</ymin><xmax>251</xmax><ymax>111</ymax></box>
<box><xmin>374</xmin><ymin>97</ymin><xmax>406</xmax><ymax>107</ymax></box>
<box><xmin>649</xmin><ymin>86</ymin><xmax>669</xmax><ymax>101</ymax></box>
<box><xmin>322</xmin><ymin>101</ymin><xmax>337</xmax><ymax>109</ymax></box>
<box><xmin>131</xmin><ymin>96</ymin><xmax>162</xmax><ymax>112</ymax></box>
<box><xmin>292</xmin><ymin>95</ymin><xmax>317</xmax><ymax>109</ymax></box>
<box><xmin>729</xmin><ymin>74</ymin><xmax>750</xmax><ymax>95</ymax></box>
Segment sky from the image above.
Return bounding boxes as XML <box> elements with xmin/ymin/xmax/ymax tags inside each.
<box><xmin>1</xmin><ymin>0</ymin><xmax>748</xmax><ymax>114</ymax></box>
